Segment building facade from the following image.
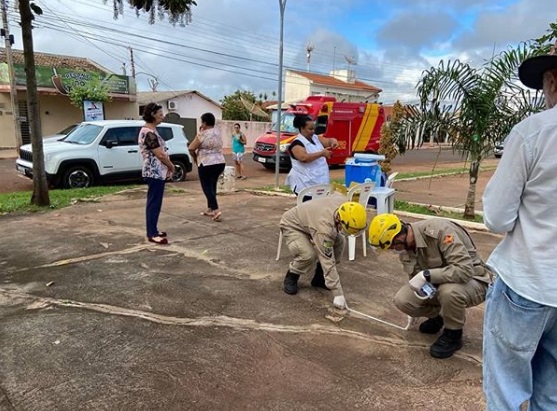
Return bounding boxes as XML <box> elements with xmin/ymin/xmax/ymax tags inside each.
<box><xmin>285</xmin><ymin>69</ymin><xmax>381</xmax><ymax>104</ymax></box>
<box><xmin>138</xmin><ymin>90</ymin><xmax>222</xmax><ymax>141</ymax></box>
<box><xmin>0</xmin><ymin>50</ymin><xmax>137</xmax><ymax>148</ymax></box>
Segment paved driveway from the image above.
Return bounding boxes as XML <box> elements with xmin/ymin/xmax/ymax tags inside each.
<box><xmin>0</xmin><ymin>184</ymin><xmax>501</xmax><ymax>410</ymax></box>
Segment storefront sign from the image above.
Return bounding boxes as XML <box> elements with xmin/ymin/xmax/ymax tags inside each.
<box><xmin>0</xmin><ymin>63</ymin><xmax>131</xmax><ymax>95</ymax></box>
<box><xmin>83</xmin><ymin>100</ymin><xmax>105</xmax><ymax>121</ymax></box>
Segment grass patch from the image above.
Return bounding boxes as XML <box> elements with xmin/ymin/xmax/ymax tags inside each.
<box><xmin>253</xmin><ymin>185</ymin><xmax>293</xmax><ymax>194</ymax></box>
<box><xmin>0</xmin><ymin>185</ymin><xmax>139</xmax><ymax>214</ymax></box>
<box><xmin>395</xmin><ymin>200</ymin><xmax>484</xmax><ymax>223</ymax></box>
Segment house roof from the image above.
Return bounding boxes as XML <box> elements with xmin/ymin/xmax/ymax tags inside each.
<box><xmin>288</xmin><ymin>69</ymin><xmax>382</xmax><ymax>93</ymax></box>
<box><xmin>137</xmin><ymin>90</ymin><xmax>221</xmax><ymax>108</ymax></box>
<box><xmin>0</xmin><ymin>49</ymin><xmax>113</xmax><ymax>73</ymax></box>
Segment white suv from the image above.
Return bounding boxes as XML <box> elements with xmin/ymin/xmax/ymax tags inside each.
<box><xmin>15</xmin><ymin>120</ymin><xmax>193</xmax><ymax>189</ymax></box>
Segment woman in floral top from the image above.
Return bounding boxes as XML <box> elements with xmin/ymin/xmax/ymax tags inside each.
<box><xmin>138</xmin><ymin>102</ymin><xmax>175</xmax><ymax>244</ymax></box>
<box><xmin>188</xmin><ymin>112</ymin><xmax>226</xmax><ymax>221</ymax></box>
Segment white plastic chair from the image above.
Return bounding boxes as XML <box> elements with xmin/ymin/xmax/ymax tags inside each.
<box><xmin>296</xmin><ymin>183</ymin><xmax>332</xmax><ymax>206</ymax></box>
<box><xmin>386</xmin><ymin>172</ymin><xmax>398</xmax><ymax>188</ymax></box>
<box><xmin>345</xmin><ymin>182</ymin><xmax>375</xmax><ymax>261</ymax></box>
<box><xmin>276</xmin><ymin>184</ymin><xmax>332</xmax><ymax>260</ymax></box>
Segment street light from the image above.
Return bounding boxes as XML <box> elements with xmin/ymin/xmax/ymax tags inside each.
<box><xmin>274</xmin><ymin>0</ymin><xmax>287</xmax><ymax>190</ymax></box>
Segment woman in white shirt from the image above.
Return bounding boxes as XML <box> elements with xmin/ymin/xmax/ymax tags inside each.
<box><xmin>285</xmin><ymin>115</ymin><xmax>339</xmax><ymax>199</ymax></box>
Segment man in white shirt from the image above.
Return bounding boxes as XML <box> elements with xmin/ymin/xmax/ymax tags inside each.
<box><xmin>482</xmin><ymin>46</ymin><xmax>557</xmax><ymax>410</ymax></box>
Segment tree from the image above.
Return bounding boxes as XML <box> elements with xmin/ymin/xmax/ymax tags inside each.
<box><xmin>19</xmin><ymin>0</ymin><xmax>197</xmax><ymax>206</ymax></box>
<box><xmin>221</xmin><ymin>90</ymin><xmax>269</xmax><ymax>121</ymax></box>
<box><xmin>393</xmin><ymin>46</ymin><xmax>546</xmax><ymax>218</ymax></box>
<box><xmin>378</xmin><ymin>101</ymin><xmax>404</xmax><ymax>174</ymax></box>
<box><xmin>68</xmin><ymin>78</ymin><xmax>110</xmax><ymax>109</ymax></box>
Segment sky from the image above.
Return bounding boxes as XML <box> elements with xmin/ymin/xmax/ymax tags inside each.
<box><xmin>11</xmin><ymin>0</ymin><xmax>556</xmax><ymax>104</ymax></box>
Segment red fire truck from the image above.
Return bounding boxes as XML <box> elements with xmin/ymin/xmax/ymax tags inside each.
<box><xmin>252</xmin><ymin>95</ymin><xmax>385</xmax><ymax>170</ymax></box>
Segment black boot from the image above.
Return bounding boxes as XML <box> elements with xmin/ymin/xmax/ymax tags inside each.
<box><xmin>283</xmin><ymin>271</ymin><xmax>300</xmax><ymax>295</ymax></box>
<box><xmin>311</xmin><ymin>263</ymin><xmax>329</xmax><ymax>290</ymax></box>
<box><xmin>419</xmin><ymin>315</ymin><xmax>444</xmax><ymax>334</ymax></box>
<box><xmin>430</xmin><ymin>328</ymin><xmax>463</xmax><ymax>359</ymax></box>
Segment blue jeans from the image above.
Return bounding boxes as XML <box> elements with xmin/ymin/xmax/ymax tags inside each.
<box><xmin>483</xmin><ymin>277</ymin><xmax>557</xmax><ymax>410</ymax></box>
<box><xmin>145</xmin><ymin>177</ymin><xmax>166</xmax><ymax>238</ymax></box>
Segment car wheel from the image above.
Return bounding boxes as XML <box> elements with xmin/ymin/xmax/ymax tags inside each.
<box><xmin>170</xmin><ymin>160</ymin><xmax>187</xmax><ymax>182</ymax></box>
<box><xmin>63</xmin><ymin>165</ymin><xmax>94</xmax><ymax>189</ymax></box>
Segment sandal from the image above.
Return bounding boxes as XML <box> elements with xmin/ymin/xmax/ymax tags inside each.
<box><xmin>157</xmin><ymin>231</ymin><xmax>167</xmax><ymax>237</ymax></box>
<box><xmin>200</xmin><ymin>209</ymin><xmax>214</xmax><ymax>217</ymax></box>
<box><xmin>212</xmin><ymin>211</ymin><xmax>222</xmax><ymax>222</ymax></box>
<box><xmin>148</xmin><ymin>236</ymin><xmax>168</xmax><ymax>245</ymax></box>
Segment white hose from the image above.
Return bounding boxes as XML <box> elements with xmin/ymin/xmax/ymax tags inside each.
<box><xmin>346</xmin><ymin>304</ymin><xmax>414</xmax><ymax>331</ymax></box>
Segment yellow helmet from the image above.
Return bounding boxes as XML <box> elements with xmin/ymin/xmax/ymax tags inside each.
<box><xmin>337</xmin><ymin>202</ymin><xmax>367</xmax><ymax>235</ymax></box>
<box><xmin>368</xmin><ymin>213</ymin><xmax>402</xmax><ymax>250</ymax></box>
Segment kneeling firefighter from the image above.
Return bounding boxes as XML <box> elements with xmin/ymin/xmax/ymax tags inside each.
<box><xmin>279</xmin><ymin>194</ymin><xmax>367</xmax><ymax>309</ymax></box>
<box><xmin>368</xmin><ymin>214</ymin><xmax>491</xmax><ymax>359</ymax></box>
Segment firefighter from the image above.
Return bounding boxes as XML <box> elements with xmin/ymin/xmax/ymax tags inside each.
<box><xmin>280</xmin><ymin>195</ymin><xmax>367</xmax><ymax>309</ymax></box>
<box><xmin>368</xmin><ymin>214</ymin><xmax>491</xmax><ymax>358</ymax></box>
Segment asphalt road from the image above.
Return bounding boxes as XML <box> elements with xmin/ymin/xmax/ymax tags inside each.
<box><xmin>0</xmin><ymin>147</ymin><xmax>470</xmax><ymax>194</ymax></box>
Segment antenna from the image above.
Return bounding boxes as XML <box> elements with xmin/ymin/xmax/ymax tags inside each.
<box><xmin>344</xmin><ymin>55</ymin><xmax>357</xmax><ymax>69</ymax></box>
<box><xmin>306</xmin><ymin>43</ymin><xmax>314</xmax><ymax>72</ymax></box>
<box><xmin>344</xmin><ymin>56</ymin><xmax>357</xmax><ymax>81</ymax></box>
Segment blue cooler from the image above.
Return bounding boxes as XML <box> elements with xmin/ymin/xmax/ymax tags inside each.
<box><xmin>345</xmin><ymin>153</ymin><xmax>386</xmax><ymax>187</ymax></box>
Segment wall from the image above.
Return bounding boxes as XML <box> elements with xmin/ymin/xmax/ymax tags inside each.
<box><xmin>39</xmin><ymin>94</ymin><xmax>84</xmax><ymax>136</ymax></box>
<box><xmin>0</xmin><ymin>91</ymin><xmax>139</xmax><ymax>148</ymax></box>
<box><xmin>0</xmin><ymin>92</ymin><xmax>18</xmax><ymax>148</ymax></box>
<box><xmin>285</xmin><ymin>72</ymin><xmax>310</xmax><ymax>103</ymax></box>
<box><xmin>164</xmin><ymin>93</ymin><xmax>222</xmax><ymax>121</ymax></box>
<box><xmin>217</xmin><ymin>120</ymin><xmax>272</xmax><ymax>150</ymax></box>
<box><xmin>311</xmin><ymin>84</ymin><xmax>378</xmax><ymax>102</ymax></box>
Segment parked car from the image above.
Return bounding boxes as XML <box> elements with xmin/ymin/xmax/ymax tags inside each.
<box><xmin>15</xmin><ymin>120</ymin><xmax>193</xmax><ymax>188</ymax></box>
<box><xmin>42</xmin><ymin>124</ymin><xmax>79</xmax><ymax>143</ymax></box>
<box><xmin>494</xmin><ymin>140</ymin><xmax>505</xmax><ymax>158</ymax></box>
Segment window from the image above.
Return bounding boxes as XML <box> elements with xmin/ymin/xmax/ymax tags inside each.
<box><xmin>315</xmin><ymin>115</ymin><xmax>328</xmax><ymax>135</ymax></box>
<box><xmin>64</xmin><ymin>124</ymin><xmax>103</xmax><ymax>145</ymax></box>
<box><xmin>157</xmin><ymin>127</ymin><xmax>174</xmax><ymax>141</ymax></box>
<box><xmin>102</xmin><ymin>127</ymin><xmax>141</xmax><ymax>146</ymax></box>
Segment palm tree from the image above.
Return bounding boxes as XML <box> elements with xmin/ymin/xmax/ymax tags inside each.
<box><xmin>394</xmin><ymin>44</ymin><xmax>545</xmax><ymax>218</ymax></box>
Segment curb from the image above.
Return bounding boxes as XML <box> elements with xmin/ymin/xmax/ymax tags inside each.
<box><xmin>244</xmin><ymin>188</ymin><xmax>498</xmax><ymax>235</ymax></box>
<box><xmin>394</xmin><ymin>210</ymin><xmax>492</xmax><ymax>233</ymax></box>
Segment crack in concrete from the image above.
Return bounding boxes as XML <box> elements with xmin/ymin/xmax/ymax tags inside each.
<box><xmin>9</xmin><ymin>239</ymin><xmax>270</xmax><ymax>281</ymax></box>
<box><xmin>0</xmin><ymin>288</ymin><xmax>482</xmax><ymax>365</ymax></box>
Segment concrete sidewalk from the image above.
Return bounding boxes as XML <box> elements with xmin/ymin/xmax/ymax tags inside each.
<box><xmin>0</xmin><ymin>184</ymin><xmax>499</xmax><ymax>410</ymax></box>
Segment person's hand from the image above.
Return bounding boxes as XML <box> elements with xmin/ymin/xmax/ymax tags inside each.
<box><xmin>409</xmin><ymin>271</ymin><xmax>427</xmax><ymax>292</ymax></box>
<box><xmin>321</xmin><ymin>147</ymin><xmax>333</xmax><ymax>159</ymax></box>
<box><xmin>166</xmin><ymin>165</ymin><xmax>175</xmax><ymax>180</ymax></box>
<box><xmin>329</xmin><ymin>138</ymin><xmax>340</xmax><ymax>149</ymax></box>
<box><xmin>333</xmin><ymin>295</ymin><xmax>347</xmax><ymax>309</ymax></box>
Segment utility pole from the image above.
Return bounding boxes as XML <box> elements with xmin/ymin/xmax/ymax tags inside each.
<box><xmin>1</xmin><ymin>0</ymin><xmax>22</xmax><ymax>149</ymax></box>
<box><xmin>128</xmin><ymin>46</ymin><xmax>136</xmax><ymax>78</ymax></box>
<box><xmin>275</xmin><ymin>0</ymin><xmax>287</xmax><ymax>190</ymax></box>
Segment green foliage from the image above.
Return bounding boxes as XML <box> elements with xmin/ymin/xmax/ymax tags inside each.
<box><xmin>68</xmin><ymin>78</ymin><xmax>110</xmax><ymax>108</ymax></box>
<box><xmin>221</xmin><ymin>90</ymin><xmax>269</xmax><ymax>121</ymax></box>
<box><xmin>533</xmin><ymin>20</ymin><xmax>557</xmax><ymax>54</ymax></box>
<box><xmin>110</xmin><ymin>0</ymin><xmax>197</xmax><ymax>26</ymax></box>
<box><xmin>392</xmin><ymin>39</ymin><xmax>548</xmax><ymax>216</ymax></box>
<box><xmin>378</xmin><ymin>101</ymin><xmax>404</xmax><ymax>173</ymax></box>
